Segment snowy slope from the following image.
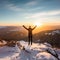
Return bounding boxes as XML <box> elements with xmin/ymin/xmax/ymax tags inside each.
<box><xmin>0</xmin><ymin>40</ymin><xmax>60</xmax><ymax>60</ymax></box>
<box><xmin>0</xmin><ymin>45</ymin><xmax>20</xmax><ymax>60</ymax></box>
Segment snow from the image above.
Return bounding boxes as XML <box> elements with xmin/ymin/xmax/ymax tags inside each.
<box><xmin>0</xmin><ymin>40</ymin><xmax>6</xmax><ymax>45</ymax></box>
<box><xmin>0</xmin><ymin>45</ymin><xmax>20</xmax><ymax>60</ymax></box>
<box><xmin>45</xmin><ymin>30</ymin><xmax>60</xmax><ymax>36</ymax></box>
<box><xmin>52</xmin><ymin>30</ymin><xmax>60</xmax><ymax>34</ymax></box>
<box><xmin>0</xmin><ymin>40</ymin><xmax>60</xmax><ymax>60</ymax></box>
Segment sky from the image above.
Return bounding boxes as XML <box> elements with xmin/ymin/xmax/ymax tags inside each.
<box><xmin>0</xmin><ymin>0</ymin><xmax>60</xmax><ymax>26</ymax></box>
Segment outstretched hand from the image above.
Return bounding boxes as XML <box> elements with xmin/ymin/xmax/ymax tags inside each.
<box><xmin>35</xmin><ymin>25</ymin><xmax>37</xmax><ymax>27</ymax></box>
<box><xmin>22</xmin><ymin>25</ymin><xmax>28</xmax><ymax>30</ymax></box>
<box><xmin>23</xmin><ymin>25</ymin><xmax>24</xmax><ymax>27</ymax></box>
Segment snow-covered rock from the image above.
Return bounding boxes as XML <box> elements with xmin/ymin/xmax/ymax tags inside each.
<box><xmin>43</xmin><ymin>42</ymin><xmax>52</xmax><ymax>47</ymax></box>
<box><xmin>0</xmin><ymin>40</ymin><xmax>60</xmax><ymax>60</ymax></box>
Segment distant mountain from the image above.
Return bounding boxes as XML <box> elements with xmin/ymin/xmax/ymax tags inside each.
<box><xmin>0</xmin><ymin>26</ymin><xmax>7</xmax><ymax>28</ymax></box>
<box><xmin>33</xmin><ymin>25</ymin><xmax>60</xmax><ymax>34</ymax></box>
<box><xmin>0</xmin><ymin>26</ymin><xmax>60</xmax><ymax>47</ymax></box>
<box><xmin>33</xmin><ymin>29</ymin><xmax>60</xmax><ymax>48</ymax></box>
<box><xmin>0</xmin><ymin>26</ymin><xmax>27</xmax><ymax>41</ymax></box>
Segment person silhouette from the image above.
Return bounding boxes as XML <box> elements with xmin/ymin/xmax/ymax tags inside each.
<box><xmin>23</xmin><ymin>25</ymin><xmax>37</xmax><ymax>45</ymax></box>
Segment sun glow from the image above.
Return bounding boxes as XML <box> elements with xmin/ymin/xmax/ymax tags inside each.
<box><xmin>34</xmin><ymin>22</ymin><xmax>42</xmax><ymax>27</ymax></box>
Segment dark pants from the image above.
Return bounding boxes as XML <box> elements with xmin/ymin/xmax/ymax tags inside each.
<box><xmin>28</xmin><ymin>35</ymin><xmax>32</xmax><ymax>45</ymax></box>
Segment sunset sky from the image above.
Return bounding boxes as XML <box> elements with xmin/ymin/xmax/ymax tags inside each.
<box><xmin>0</xmin><ymin>0</ymin><xmax>60</xmax><ymax>26</ymax></box>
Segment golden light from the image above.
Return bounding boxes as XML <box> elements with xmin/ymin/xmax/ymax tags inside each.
<box><xmin>34</xmin><ymin>22</ymin><xmax>42</xmax><ymax>27</ymax></box>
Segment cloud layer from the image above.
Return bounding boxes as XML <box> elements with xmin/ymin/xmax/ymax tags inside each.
<box><xmin>5</xmin><ymin>4</ymin><xmax>23</xmax><ymax>11</ymax></box>
<box><xmin>25</xmin><ymin>10</ymin><xmax>60</xmax><ymax>18</ymax></box>
<box><xmin>0</xmin><ymin>0</ymin><xmax>60</xmax><ymax>25</ymax></box>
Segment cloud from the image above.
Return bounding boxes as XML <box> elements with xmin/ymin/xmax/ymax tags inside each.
<box><xmin>27</xmin><ymin>7</ymin><xmax>44</xmax><ymax>12</ymax></box>
<box><xmin>0</xmin><ymin>0</ymin><xmax>24</xmax><ymax>11</ymax></box>
<box><xmin>47</xmin><ymin>10</ymin><xmax>60</xmax><ymax>15</ymax></box>
<box><xmin>25</xmin><ymin>10</ymin><xmax>60</xmax><ymax>18</ymax></box>
<box><xmin>5</xmin><ymin>4</ymin><xmax>23</xmax><ymax>11</ymax></box>
<box><xmin>26</xmin><ymin>1</ymin><xmax>37</xmax><ymax>6</ymax></box>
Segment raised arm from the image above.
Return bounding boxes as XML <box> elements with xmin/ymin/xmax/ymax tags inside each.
<box><xmin>32</xmin><ymin>25</ymin><xmax>37</xmax><ymax>30</ymax></box>
<box><xmin>23</xmin><ymin>25</ymin><xmax>28</xmax><ymax>30</ymax></box>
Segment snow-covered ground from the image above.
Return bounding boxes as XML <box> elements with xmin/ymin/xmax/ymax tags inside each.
<box><xmin>0</xmin><ymin>40</ymin><xmax>60</xmax><ymax>60</ymax></box>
